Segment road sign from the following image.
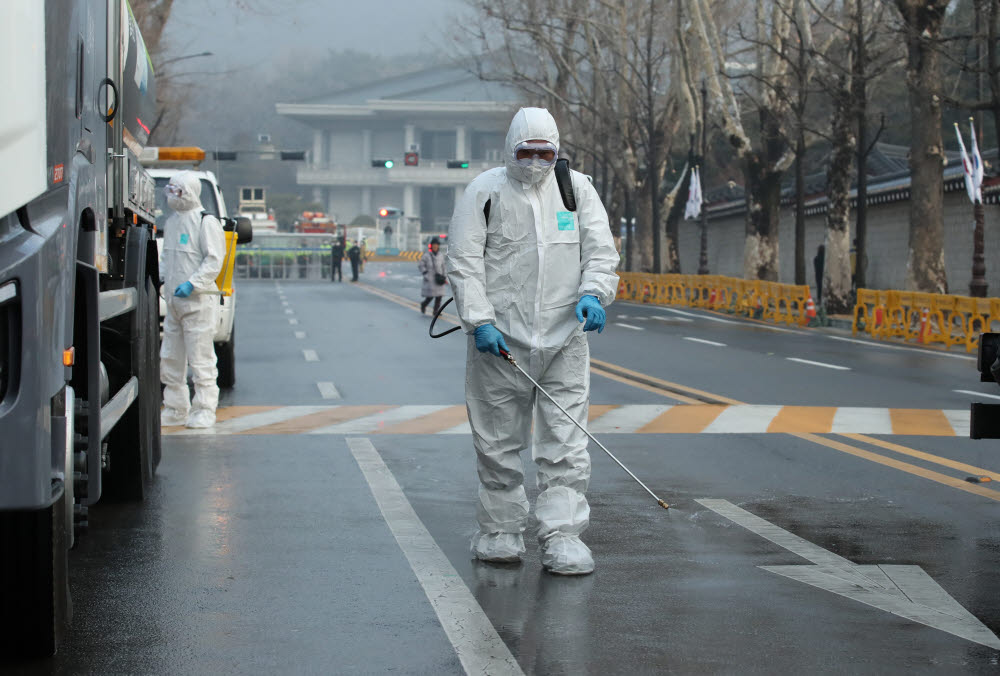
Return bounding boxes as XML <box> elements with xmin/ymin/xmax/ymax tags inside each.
<box><xmin>404</xmin><ymin>152</ymin><xmax>418</xmax><ymax>166</ymax></box>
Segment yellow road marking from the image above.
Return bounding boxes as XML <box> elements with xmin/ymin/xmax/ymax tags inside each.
<box><xmin>889</xmin><ymin>408</ymin><xmax>956</xmax><ymax>436</ymax></box>
<box><xmin>767</xmin><ymin>406</ymin><xmax>837</xmax><ymax>434</ymax></box>
<box><xmin>376</xmin><ymin>405</ymin><xmax>468</xmax><ymax>434</ymax></box>
<box><xmin>638</xmin><ymin>405</ymin><xmax>727</xmax><ymax>433</ymax></box>
<box><xmin>792</xmin><ymin>433</ymin><xmax>1000</xmax><ymax>503</ymax></box>
<box><xmin>240</xmin><ymin>405</ymin><xmax>393</xmax><ymax>435</ymax></box>
<box><xmin>591</xmin><ymin>366</ymin><xmax>701</xmax><ymax>404</ymax></box>
<box><xmin>591</xmin><ymin>358</ymin><xmax>742</xmax><ymax>405</ymax></box>
<box><xmin>216</xmin><ymin>405</ymin><xmax>280</xmax><ymax>422</ymax></box>
<box><xmin>842</xmin><ymin>434</ymin><xmax>1000</xmax><ymax>481</ymax></box>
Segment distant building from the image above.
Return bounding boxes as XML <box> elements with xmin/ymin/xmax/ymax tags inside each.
<box><xmin>277</xmin><ymin>65</ymin><xmax>519</xmax><ymax>240</ymax></box>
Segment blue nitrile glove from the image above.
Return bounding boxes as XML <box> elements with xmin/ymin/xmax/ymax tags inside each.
<box><xmin>575</xmin><ymin>295</ymin><xmax>606</xmax><ymax>333</ymax></box>
<box><xmin>474</xmin><ymin>324</ymin><xmax>510</xmax><ymax>357</ymax></box>
<box><xmin>173</xmin><ymin>281</ymin><xmax>194</xmax><ymax>298</ymax></box>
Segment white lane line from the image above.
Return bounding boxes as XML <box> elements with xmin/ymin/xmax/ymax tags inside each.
<box><xmin>831</xmin><ymin>407</ymin><xmax>892</xmax><ymax>434</ymax></box>
<box><xmin>439</xmin><ymin>421</ymin><xmax>473</xmax><ymax>435</ymax></box>
<box><xmin>589</xmin><ymin>405</ymin><xmax>673</xmax><ymax>433</ymax></box>
<box><xmin>346</xmin><ymin>438</ymin><xmax>524</xmax><ymax>675</ymax></box>
<box><xmin>289</xmin><ymin>318</ymin><xmax>299</xmax><ymax>325</ymax></box>
<box><xmin>661</xmin><ymin>307</ymin><xmax>739</xmax><ymax>325</ymax></box>
<box><xmin>943</xmin><ymin>409</ymin><xmax>971</xmax><ymax>437</ymax></box>
<box><xmin>310</xmin><ymin>405</ymin><xmax>448</xmax><ymax>434</ymax></box>
<box><xmin>615</xmin><ymin>323</ymin><xmax>644</xmax><ymax>331</ymax></box>
<box><xmin>317</xmin><ymin>382</ymin><xmax>341</xmax><ymax>400</ymax></box>
<box><xmin>295</xmin><ymin>331</ymin><xmax>306</xmax><ymax>339</ymax></box>
<box><xmin>281</xmin><ymin>300</ymin><xmax>288</xmax><ymax>306</ymax></box>
<box><xmin>683</xmin><ymin>337</ymin><xmax>726</xmax><ymax>347</ymax></box>
<box><xmin>653</xmin><ymin>315</ymin><xmax>694</xmax><ymax>323</ymax></box>
<box><xmin>954</xmin><ymin>389</ymin><xmax>1000</xmax><ymax>401</ymax></box>
<box><xmin>703</xmin><ymin>405</ymin><xmax>783</xmax><ymax>433</ymax></box>
<box><xmin>303</xmin><ymin>349</ymin><xmax>319</xmax><ymax>362</ymax></box>
<box><xmin>285</xmin><ymin>308</ymin><xmax>294</xmax><ymax>315</ymax></box>
<box><xmin>786</xmin><ymin>357</ymin><xmax>850</xmax><ymax>371</ymax></box>
<box><xmin>826</xmin><ymin>335</ymin><xmax>975</xmax><ymax>361</ymax></box>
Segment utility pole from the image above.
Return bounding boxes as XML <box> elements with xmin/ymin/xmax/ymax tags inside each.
<box><xmin>970</xmin><ymin>2</ymin><xmax>988</xmax><ymax>298</ymax></box>
<box><xmin>698</xmin><ymin>79</ymin><xmax>710</xmax><ymax>275</ymax></box>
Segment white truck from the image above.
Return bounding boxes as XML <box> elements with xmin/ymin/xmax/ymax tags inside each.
<box><xmin>0</xmin><ymin>0</ymin><xmax>161</xmax><ymax>655</ymax></box>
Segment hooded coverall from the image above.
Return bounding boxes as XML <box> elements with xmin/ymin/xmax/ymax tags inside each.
<box><xmin>159</xmin><ymin>171</ymin><xmax>227</xmax><ymax>428</ymax></box>
<box><xmin>447</xmin><ymin>108</ymin><xmax>619</xmax><ymax>574</ymax></box>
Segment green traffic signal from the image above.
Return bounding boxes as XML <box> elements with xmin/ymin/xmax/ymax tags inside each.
<box><xmin>384</xmin><ymin>160</ymin><xmax>394</xmax><ymax>168</ymax></box>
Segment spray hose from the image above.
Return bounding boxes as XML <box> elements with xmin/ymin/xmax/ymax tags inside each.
<box><xmin>429</xmin><ymin>296</ymin><xmax>669</xmax><ymax>510</ymax></box>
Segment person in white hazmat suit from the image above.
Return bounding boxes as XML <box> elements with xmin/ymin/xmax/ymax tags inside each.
<box><xmin>446</xmin><ymin>108</ymin><xmax>619</xmax><ymax>575</ymax></box>
<box><xmin>159</xmin><ymin>171</ymin><xmax>227</xmax><ymax>429</ymax></box>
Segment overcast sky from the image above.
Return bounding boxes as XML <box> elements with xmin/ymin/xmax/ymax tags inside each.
<box><xmin>162</xmin><ymin>0</ymin><xmax>464</xmax><ymax>70</ymax></box>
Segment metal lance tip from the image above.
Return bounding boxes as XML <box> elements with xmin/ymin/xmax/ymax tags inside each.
<box><xmin>658</xmin><ymin>499</ymin><xmax>670</xmax><ymax>510</ymax></box>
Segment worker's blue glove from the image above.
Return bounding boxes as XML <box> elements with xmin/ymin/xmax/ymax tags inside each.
<box><xmin>575</xmin><ymin>295</ymin><xmax>606</xmax><ymax>333</ymax></box>
<box><xmin>173</xmin><ymin>281</ymin><xmax>194</xmax><ymax>298</ymax></box>
<box><xmin>474</xmin><ymin>324</ymin><xmax>510</xmax><ymax>357</ymax></box>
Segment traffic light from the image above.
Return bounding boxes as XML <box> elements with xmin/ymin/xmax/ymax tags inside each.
<box><xmin>280</xmin><ymin>151</ymin><xmax>306</xmax><ymax>161</ymax></box>
<box><xmin>372</xmin><ymin>159</ymin><xmax>394</xmax><ymax>168</ymax></box>
<box><xmin>447</xmin><ymin>160</ymin><xmax>470</xmax><ymax>169</ymax></box>
<box><xmin>377</xmin><ymin>207</ymin><xmax>401</xmax><ymax>218</ymax></box>
<box><xmin>213</xmin><ymin>151</ymin><xmax>238</xmax><ymax>161</ymax></box>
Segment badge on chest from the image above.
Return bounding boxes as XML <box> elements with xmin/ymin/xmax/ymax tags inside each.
<box><xmin>556</xmin><ymin>211</ymin><xmax>575</xmax><ymax>231</ymax></box>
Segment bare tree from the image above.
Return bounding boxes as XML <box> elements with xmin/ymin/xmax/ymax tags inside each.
<box><xmin>460</xmin><ymin>0</ymin><xmax>693</xmax><ymax>272</ymax></box>
<box><xmin>689</xmin><ymin>0</ymin><xmax>800</xmax><ymax>281</ymax></box>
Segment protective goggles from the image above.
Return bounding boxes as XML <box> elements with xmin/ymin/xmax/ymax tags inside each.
<box><xmin>514</xmin><ymin>141</ymin><xmax>557</xmax><ymax>165</ymax></box>
<box><xmin>164</xmin><ymin>184</ymin><xmax>184</xmax><ymax>197</ymax></box>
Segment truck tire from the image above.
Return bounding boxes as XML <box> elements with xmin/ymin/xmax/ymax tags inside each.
<box><xmin>0</xmin><ymin>491</ymin><xmax>71</xmax><ymax>657</ymax></box>
<box><xmin>215</xmin><ymin>322</ymin><xmax>235</xmax><ymax>389</ymax></box>
<box><xmin>102</xmin><ymin>274</ymin><xmax>159</xmax><ymax>500</ymax></box>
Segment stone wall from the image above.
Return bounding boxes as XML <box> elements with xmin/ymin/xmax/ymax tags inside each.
<box><xmin>675</xmin><ymin>193</ymin><xmax>1000</xmax><ymax>297</ymax></box>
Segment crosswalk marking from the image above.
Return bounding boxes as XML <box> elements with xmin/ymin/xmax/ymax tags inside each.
<box><xmin>163</xmin><ymin>405</ymin><xmax>976</xmax><ymax>437</ymax></box>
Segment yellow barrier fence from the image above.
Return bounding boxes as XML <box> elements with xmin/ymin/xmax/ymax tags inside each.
<box><xmin>852</xmin><ymin>288</ymin><xmax>997</xmax><ymax>352</ymax></box>
<box><xmin>616</xmin><ymin>272</ymin><xmax>814</xmax><ymax>326</ymax></box>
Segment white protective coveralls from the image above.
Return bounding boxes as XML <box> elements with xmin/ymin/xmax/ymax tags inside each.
<box><xmin>446</xmin><ymin>108</ymin><xmax>620</xmax><ymax>574</ymax></box>
<box><xmin>159</xmin><ymin>171</ymin><xmax>227</xmax><ymax>428</ymax></box>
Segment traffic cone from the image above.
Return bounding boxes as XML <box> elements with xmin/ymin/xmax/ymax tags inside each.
<box><xmin>802</xmin><ymin>295</ymin><xmax>817</xmax><ymax>325</ymax></box>
<box><xmin>918</xmin><ymin>307</ymin><xmax>929</xmax><ymax>343</ymax></box>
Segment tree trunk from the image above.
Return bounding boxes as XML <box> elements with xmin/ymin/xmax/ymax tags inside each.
<box><xmin>825</xmin><ymin>77</ymin><xmax>856</xmax><ymax>315</ymax></box>
<box><xmin>624</xmin><ymin>190</ymin><xmax>635</xmax><ymax>272</ymax></box>
<box><xmin>794</xmin><ymin>129</ymin><xmax>806</xmax><ymax>285</ymax></box>
<box><xmin>663</xmin><ymin>167</ymin><xmax>691</xmax><ymax>274</ymax></box>
<box><xmin>743</xmin><ymin>155</ymin><xmax>782</xmax><ymax>281</ymax></box>
<box><xmin>637</xmin><ymin>183</ymin><xmax>655</xmax><ymax>272</ymax></box>
<box><xmin>896</xmin><ymin>0</ymin><xmax>949</xmax><ymax>293</ymax></box>
<box><xmin>742</xmin><ymin>107</ymin><xmax>785</xmax><ymax>281</ymax></box>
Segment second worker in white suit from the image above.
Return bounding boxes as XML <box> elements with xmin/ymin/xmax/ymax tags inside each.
<box><xmin>159</xmin><ymin>171</ymin><xmax>226</xmax><ymax>429</ymax></box>
<box><xmin>447</xmin><ymin>108</ymin><xmax>619</xmax><ymax>575</ymax></box>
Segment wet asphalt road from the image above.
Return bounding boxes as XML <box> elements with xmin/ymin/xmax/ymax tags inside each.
<box><xmin>8</xmin><ymin>262</ymin><xmax>1000</xmax><ymax>675</ymax></box>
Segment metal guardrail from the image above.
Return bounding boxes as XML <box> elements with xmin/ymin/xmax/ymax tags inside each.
<box><xmin>617</xmin><ymin>273</ymin><xmax>813</xmax><ymax>326</ymax></box>
<box><xmin>852</xmin><ymin>288</ymin><xmax>999</xmax><ymax>352</ymax></box>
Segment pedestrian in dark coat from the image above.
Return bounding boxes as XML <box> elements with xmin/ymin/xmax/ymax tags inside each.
<box><xmin>813</xmin><ymin>244</ymin><xmax>825</xmax><ymax>304</ymax></box>
<box><xmin>419</xmin><ymin>238</ymin><xmax>447</xmax><ymax>314</ymax></box>
<box><xmin>330</xmin><ymin>239</ymin><xmax>344</xmax><ymax>282</ymax></box>
<box><xmin>347</xmin><ymin>241</ymin><xmax>361</xmax><ymax>282</ymax></box>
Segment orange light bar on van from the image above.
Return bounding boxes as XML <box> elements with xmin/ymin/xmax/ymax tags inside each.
<box><xmin>63</xmin><ymin>347</ymin><xmax>75</xmax><ymax>367</ymax></box>
<box><xmin>155</xmin><ymin>146</ymin><xmax>206</xmax><ymax>162</ymax></box>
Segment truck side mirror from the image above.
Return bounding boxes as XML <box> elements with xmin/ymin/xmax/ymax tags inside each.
<box><xmin>235</xmin><ymin>217</ymin><xmax>253</xmax><ymax>244</ymax></box>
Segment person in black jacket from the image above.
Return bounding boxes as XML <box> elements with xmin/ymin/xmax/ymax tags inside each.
<box><xmin>330</xmin><ymin>238</ymin><xmax>344</xmax><ymax>282</ymax></box>
<box><xmin>347</xmin><ymin>241</ymin><xmax>362</xmax><ymax>282</ymax></box>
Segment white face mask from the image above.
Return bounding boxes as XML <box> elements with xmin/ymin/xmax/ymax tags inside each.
<box><xmin>518</xmin><ymin>159</ymin><xmax>553</xmax><ymax>185</ymax></box>
<box><xmin>166</xmin><ymin>194</ymin><xmax>186</xmax><ymax>211</ymax></box>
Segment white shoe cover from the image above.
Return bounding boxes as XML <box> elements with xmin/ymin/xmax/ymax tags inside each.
<box><xmin>161</xmin><ymin>408</ymin><xmax>188</xmax><ymax>426</ymax></box>
<box><xmin>540</xmin><ymin>534</ymin><xmax>594</xmax><ymax>575</ymax></box>
<box><xmin>471</xmin><ymin>532</ymin><xmax>525</xmax><ymax>563</ymax></box>
<box><xmin>186</xmin><ymin>408</ymin><xmax>216</xmax><ymax>428</ymax></box>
